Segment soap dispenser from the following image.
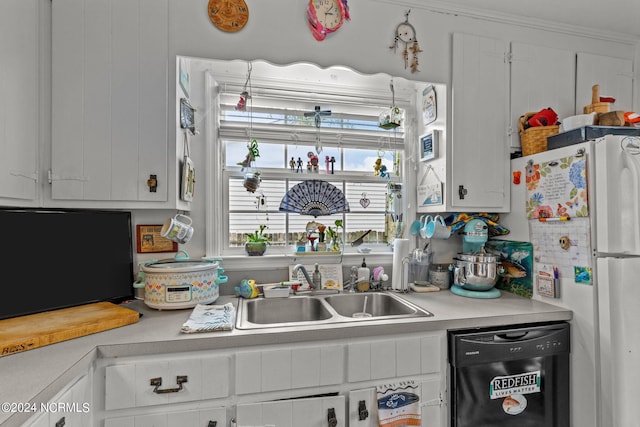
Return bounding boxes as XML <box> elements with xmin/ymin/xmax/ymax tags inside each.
<box><xmin>312</xmin><ymin>263</ymin><xmax>322</xmax><ymax>289</ymax></box>
<box><xmin>357</xmin><ymin>258</ymin><xmax>371</xmax><ymax>292</ymax></box>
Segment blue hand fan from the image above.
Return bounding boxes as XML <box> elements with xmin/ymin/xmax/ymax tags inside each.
<box><xmin>279</xmin><ymin>180</ymin><xmax>350</xmax><ymax>217</ymax></box>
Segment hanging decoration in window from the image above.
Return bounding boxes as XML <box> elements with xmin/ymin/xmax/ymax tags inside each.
<box><xmin>390</xmin><ymin>10</ymin><xmax>422</xmax><ymax>73</ymax></box>
<box><xmin>304</xmin><ymin>105</ymin><xmax>332</xmax><ymax>154</ymax></box>
<box><xmin>373</xmin><ymin>150</ymin><xmax>391</xmax><ymax>179</ymax></box>
<box><xmin>379</xmin><ymin>80</ymin><xmax>402</xmax><ymax>130</ymax></box>
<box><xmin>235</xmin><ymin>62</ymin><xmax>261</xmax><ymax>193</ymax></box>
<box><xmin>279</xmin><ymin>179</ymin><xmax>350</xmax><ymax>217</ymax></box>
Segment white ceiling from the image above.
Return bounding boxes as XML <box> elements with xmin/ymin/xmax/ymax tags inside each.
<box><xmin>421</xmin><ymin>0</ymin><xmax>640</xmax><ymax>39</ymax></box>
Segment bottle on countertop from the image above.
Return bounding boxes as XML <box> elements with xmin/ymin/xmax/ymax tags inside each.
<box><xmin>357</xmin><ymin>258</ymin><xmax>370</xmax><ymax>292</ymax></box>
<box><xmin>312</xmin><ymin>263</ymin><xmax>322</xmax><ymax>289</ymax></box>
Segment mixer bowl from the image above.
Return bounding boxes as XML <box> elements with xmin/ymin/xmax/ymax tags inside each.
<box><xmin>451</xmin><ymin>256</ymin><xmax>500</xmax><ymax>291</ymax></box>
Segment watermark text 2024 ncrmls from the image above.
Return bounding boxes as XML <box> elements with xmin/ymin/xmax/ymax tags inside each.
<box><xmin>1</xmin><ymin>402</ymin><xmax>90</xmax><ymax>413</ymax></box>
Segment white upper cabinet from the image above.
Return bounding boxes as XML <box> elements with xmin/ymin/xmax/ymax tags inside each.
<box><xmin>509</xmin><ymin>42</ymin><xmax>576</xmax><ymax>151</ymax></box>
<box><xmin>51</xmin><ymin>0</ymin><xmax>177</xmax><ymax>208</ymax></box>
<box><xmin>0</xmin><ymin>0</ymin><xmax>41</xmax><ymax>206</ymax></box>
<box><xmin>576</xmin><ymin>52</ymin><xmax>634</xmax><ymax>113</ymax></box>
<box><xmin>450</xmin><ymin>33</ymin><xmax>510</xmax><ymax>212</ymax></box>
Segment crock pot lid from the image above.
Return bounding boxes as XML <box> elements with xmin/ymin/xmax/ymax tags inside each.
<box><xmin>144</xmin><ymin>260</ymin><xmax>218</xmax><ymax>270</ymax></box>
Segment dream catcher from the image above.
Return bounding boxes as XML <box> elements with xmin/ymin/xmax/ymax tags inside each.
<box><xmin>390</xmin><ymin>10</ymin><xmax>422</xmax><ymax>73</ymax></box>
<box><xmin>279</xmin><ymin>179</ymin><xmax>350</xmax><ymax>217</ymax></box>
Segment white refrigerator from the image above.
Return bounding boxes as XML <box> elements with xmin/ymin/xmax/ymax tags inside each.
<box><xmin>502</xmin><ymin>134</ymin><xmax>640</xmax><ymax>427</ymax></box>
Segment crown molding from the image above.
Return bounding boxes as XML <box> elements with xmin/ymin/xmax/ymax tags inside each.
<box><xmin>373</xmin><ymin>0</ymin><xmax>639</xmax><ymax>45</ymax></box>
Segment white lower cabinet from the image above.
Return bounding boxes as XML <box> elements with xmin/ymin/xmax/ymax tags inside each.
<box><xmin>20</xmin><ymin>374</ymin><xmax>90</xmax><ymax>427</ymax></box>
<box><xmin>95</xmin><ymin>331</ymin><xmax>446</xmax><ymax>427</ymax></box>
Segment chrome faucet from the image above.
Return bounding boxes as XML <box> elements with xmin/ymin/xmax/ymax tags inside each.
<box><xmin>292</xmin><ymin>264</ymin><xmax>317</xmax><ymax>289</ymax></box>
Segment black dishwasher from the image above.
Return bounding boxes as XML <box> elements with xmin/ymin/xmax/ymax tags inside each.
<box><xmin>448</xmin><ymin>322</ymin><xmax>570</xmax><ymax>427</ymax></box>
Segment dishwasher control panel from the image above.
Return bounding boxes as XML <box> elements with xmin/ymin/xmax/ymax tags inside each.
<box><xmin>449</xmin><ymin>322</ymin><xmax>570</xmax><ymax>366</ymax></box>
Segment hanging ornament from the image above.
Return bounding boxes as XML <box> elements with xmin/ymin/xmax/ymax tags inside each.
<box><xmin>390</xmin><ymin>10</ymin><xmax>421</xmax><ymax>73</ymax></box>
<box><xmin>373</xmin><ymin>151</ymin><xmax>391</xmax><ymax>179</ymax></box>
<box><xmin>238</xmin><ymin>62</ymin><xmax>262</xmax><ymax>193</ymax></box>
<box><xmin>236</xmin><ymin>91</ymin><xmax>248</xmax><ymax>111</ymax></box>
<box><xmin>379</xmin><ymin>80</ymin><xmax>402</xmax><ymax>129</ymax></box>
<box><xmin>236</xmin><ymin>63</ymin><xmax>252</xmax><ymax>111</ymax></box>
<box><xmin>238</xmin><ymin>139</ymin><xmax>260</xmax><ymax>169</ymax></box>
<box><xmin>360</xmin><ymin>192</ymin><xmax>370</xmax><ymax>208</ymax></box>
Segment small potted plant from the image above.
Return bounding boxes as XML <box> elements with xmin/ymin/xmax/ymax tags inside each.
<box><xmin>326</xmin><ymin>220</ymin><xmax>343</xmax><ymax>252</ymax></box>
<box><xmin>244</xmin><ymin>225</ymin><xmax>271</xmax><ymax>256</ymax></box>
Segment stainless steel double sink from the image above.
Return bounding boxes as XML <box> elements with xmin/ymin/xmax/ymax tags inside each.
<box><xmin>235</xmin><ymin>292</ymin><xmax>433</xmax><ymax>329</ymax></box>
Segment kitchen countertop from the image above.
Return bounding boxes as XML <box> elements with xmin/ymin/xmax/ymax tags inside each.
<box><xmin>0</xmin><ymin>290</ymin><xmax>571</xmax><ymax>426</ymax></box>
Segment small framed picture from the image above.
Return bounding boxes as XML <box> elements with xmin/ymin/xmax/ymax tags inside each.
<box><xmin>419</xmin><ymin>130</ymin><xmax>439</xmax><ymax>162</ymax></box>
<box><xmin>179</xmin><ymin>57</ymin><xmax>190</xmax><ymax>98</ymax></box>
<box><xmin>422</xmin><ymin>84</ymin><xmax>437</xmax><ymax>126</ymax></box>
<box><xmin>136</xmin><ymin>224</ymin><xmax>178</xmax><ymax>254</ymax></box>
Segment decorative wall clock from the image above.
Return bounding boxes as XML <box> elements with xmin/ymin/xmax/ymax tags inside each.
<box><xmin>390</xmin><ymin>10</ymin><xmax>422</xmax><ymax>73</ymax></box>
<box><xmin>208</xmin><ymin>0</ymin><xmax>249</xmax><ymax>33</ymax></box>
<box><xmin>307</xmin><ymin>0</ymin><xmax>350</xmax><ymax>41</ymax></box>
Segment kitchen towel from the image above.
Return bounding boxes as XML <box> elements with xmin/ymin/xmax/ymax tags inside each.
<box><xmin>377</xmin><ymin>380</ymin><xmax>421</xmax><ymax>427</ymax></box>
<box><xmin>392</xmin><ymin>238</ymin><xmax>410</xmax><ymax>291</ymax></box>
<box><xmin>444</xmin><ymin>212</ymin><xmax>510</xmax><ymax>237</ymax></box>
<box><xmin>181</xmin><ymin>302</ymin><xmax>235</xmax><ymax>333</ymax></box>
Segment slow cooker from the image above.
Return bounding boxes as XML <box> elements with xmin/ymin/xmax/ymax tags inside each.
<box><xmin>139</xmin><ymin>252</ymin><xmax>227</xmax><ymax>310</ymax></box>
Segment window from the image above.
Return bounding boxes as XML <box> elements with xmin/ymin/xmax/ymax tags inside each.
<box><xmin>205</xmin><ymin>61</ymin><xmax>417</xmax><ymax>258</ymax></box>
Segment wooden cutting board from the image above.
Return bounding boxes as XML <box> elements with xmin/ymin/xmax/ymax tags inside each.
<box><xmin>0</xmin><ymin>302</ymin><xmax>140</xmax><ymax>357</ymax></box>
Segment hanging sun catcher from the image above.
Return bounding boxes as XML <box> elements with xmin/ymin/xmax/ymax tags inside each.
<box><xmin>390</xmin><ymin>10</ymin><xmax>422</xmax><ymax>73</ymax></box>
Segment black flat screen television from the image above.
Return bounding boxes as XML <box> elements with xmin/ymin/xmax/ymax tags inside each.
<box><xmin>0</xmin><ymin>208</ymin><xmax>134</xmax><ymax>320</ymax></box>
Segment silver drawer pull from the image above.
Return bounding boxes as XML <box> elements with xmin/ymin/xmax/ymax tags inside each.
<box><xmin>150</xmin><ymin>375</ymin><xmax>188</xmax><ymax>394</ymax></box>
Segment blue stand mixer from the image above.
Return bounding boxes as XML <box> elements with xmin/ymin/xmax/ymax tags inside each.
<box><xmin>450</xmin><ymin>219</ymin><xmax>501</xmax><ymax>298</ymax></box>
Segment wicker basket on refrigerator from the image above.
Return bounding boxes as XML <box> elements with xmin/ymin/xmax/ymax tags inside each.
<box><xmin>518</xmin><ymin>112</ymin><xmax>559</xmax><ymax>156</ymax></box>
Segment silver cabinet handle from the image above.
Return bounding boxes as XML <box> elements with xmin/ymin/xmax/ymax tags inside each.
<box><xmin>149</xmin><ymin>375</ymin><xmax>188</xmax><ymax>394</ymax></box>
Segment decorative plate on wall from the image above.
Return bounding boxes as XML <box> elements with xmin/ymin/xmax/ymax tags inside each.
<box><xmin>208</xmin><ymin>0</ymin><xmax>249</xmax><ymax>32</ymax></box>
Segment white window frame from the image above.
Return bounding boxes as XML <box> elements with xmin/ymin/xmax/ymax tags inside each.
<box><xmin>204</xmin><ymin>62</ymin><xmax>420</xmax><ymax>269</ymax></box>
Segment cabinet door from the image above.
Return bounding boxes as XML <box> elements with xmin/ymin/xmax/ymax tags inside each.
<box><xmin>0</xmin><ymin>0</ymin><xmax>40</xmax><ymax>205</ymax></box>
<box><xmin>420</xmin><ymin>379</ymin><xmax>445</xmax><ymax>427</ymax></box>
<box><xmin>510</xmin><ymin>42</ymin><xmax>576</xmax><ymax>150</ymax></box>
<box><xmin>451</xmin><ymin>33</ymin><xmax>509</xmax><ymax>211</ymax></box>
<box><xmin>51</xmin><ymin>0</ymin><xmax>168</xmax><ymax>204</ymax></box>
<box><xmin>20</xmin><ymin>412</ymin><xmax>49</xmax><ymax>427</ymax></box>
<box><xmin>348</xmin><ymin>388</ymin><xmax>376</xmax><ymax>427</ymax></box>
<box><xmin>576</xmin><ymin>52</ymin><xmax>634</xmax><ymax>113</ymax></box>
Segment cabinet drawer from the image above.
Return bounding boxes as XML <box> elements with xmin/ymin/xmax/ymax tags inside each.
<box><xmin>104</xmin><ymin>407</ymin><xmax>226</xmax><ymax>427</ymax></box>
<box><xmin>105</xmin><ymin>355</ymin><xmax>230</xmax><ymax>410</ymax></box>
<box><xmin>235</xmin><ymin>344</ymin><xmax>344</xmax><ymax>395</ymax></box>
<box><xmin>347</xmin><ymin>334</ymin><xmax>442</xmax><ymax>382</ymax></box>
<box><xmin>236</xmin><ymin>395</ymin><xmax>345</xmax><ymax>427</ymax></box>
